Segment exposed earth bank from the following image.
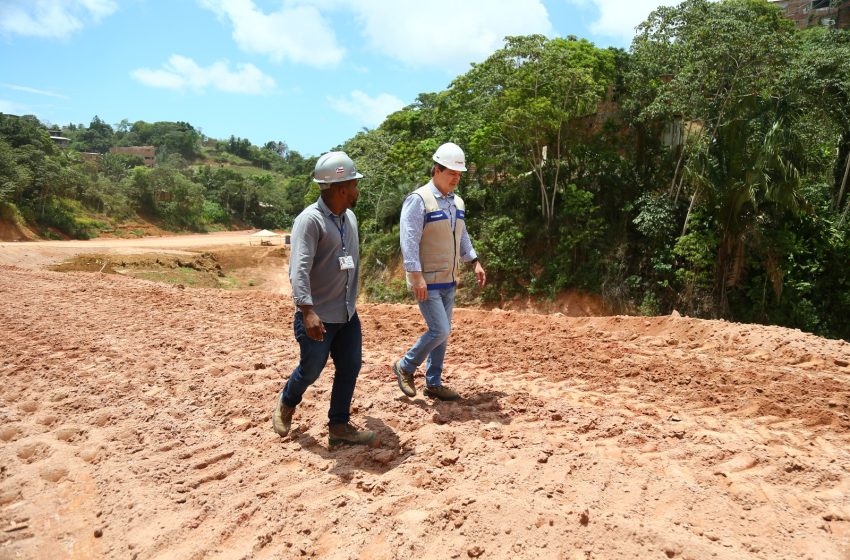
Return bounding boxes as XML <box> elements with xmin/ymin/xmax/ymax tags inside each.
<box><xmin>1</xmin><ymin>234</ymin><xmax>849</xmax><ymax>559</ymax></box>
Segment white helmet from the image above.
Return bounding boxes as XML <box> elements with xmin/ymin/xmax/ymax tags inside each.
<box><xmin>313</xmin><ymin>151</ymin><xmax>363</xmax><ymax>188</ymax></box>
<box><xmin>432</xmin><ymin>142</ymin><xmax>467</xmax><ymax>172</ymax></box>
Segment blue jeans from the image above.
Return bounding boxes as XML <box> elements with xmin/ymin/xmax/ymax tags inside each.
<box><xmin>281</xmin><ymin>311</ymin><xmax>362</xmax><ymax>425</ymax></box>
<box><xmin>399</xmin><ymin>286</ymin><xmax>455</xmax><ymax>387</ymax></box>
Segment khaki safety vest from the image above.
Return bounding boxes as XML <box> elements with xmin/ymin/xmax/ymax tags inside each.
<box><xmin>406</xmin><ymin>185</ymin><xmax>465</xmax><ymax>289</ymax></box>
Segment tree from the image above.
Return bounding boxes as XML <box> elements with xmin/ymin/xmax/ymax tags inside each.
<box><xmin>630</xmin><ymin>0</ymin><xmax>809</xmax><ymax>313</ymax></box>
<box><xmin>225</xmin><ymin>136</ymin><xmax>253</xmax><ymax>159</ymax></box>
<box><xmin>100</xmin><ymin>152</ymin><xmax>144</xmax><ymax>180</ymax></box>
<box><xmin>125</xmin><ymin>166</ymin><xmax>204</xmax><ymax>228</ymax></box>
<box><xmin>0</xmin><ymin>113</ymin><xmax>55</xmax><ymax>152</ymax></box>
<box><xmin>114</xmin><ymin>118</ymin><xmax>132</xmax><ymax>145</ymax></box>
<box><xmin>73</xmin><ymin>116</ymin><xmax>114</xmax><ymax>153</ymax></box>
<box><xmin>449</xmin><ymin>35</ymin><xmax>616</xmax><ymax>231</ymax></box>
<box><xmin>343</xmin><ymin>128</ymin><xmax>417</xmax><ymax>234</ymax></box>
<box><xmin>125</xmin><ymin>120</ymin><xmax>201</xmax><ymax>160</ymax></box>
<box><xmin>0</xmin><ymin>140</ymin><xmax>22</xmax><ymax>203</ymax></box>
<box><xmin>782</xmin><ymin>27</ymin><xmax>850</xmax><ymax>218</ymax></box>
<box><xmin>264</xmin><ymin>140</ymin><xmax>288</xmax><ymax>156</ymax></box>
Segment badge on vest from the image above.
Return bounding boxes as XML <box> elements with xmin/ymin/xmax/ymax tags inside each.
<box><xmin>338</xmin><ymin>255</ymin><xmax>355</xmax><ymax>270</ymax></box>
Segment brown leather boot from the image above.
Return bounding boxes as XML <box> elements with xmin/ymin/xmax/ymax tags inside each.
<box><xmin>393</xmin><ymin>360</ymin><xmax>416</xmax><ymax>397</ymax></box>
<box><xmin>424</xmin><ymin>384</ymin><xmax>460</xmax><ymax>401</ymax></box>
<box><xmin>272</xmin><ymin>391</ymin><xmax>295</xmax><ymax>437</ymax></box>
<box><xmin>328</xmin><ymin>422</ymin><xmax>375</xmax><ymax>446</ymax></box>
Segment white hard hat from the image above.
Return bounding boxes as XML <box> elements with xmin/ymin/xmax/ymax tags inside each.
<box><xmin>313</xmin><ymin>151</ymin><xmax>363</xmax><ymax>188</ymax></box>
<box><xmin>432</xmin><ymin>142</ymin><xmax>467</xmax><ymax>172</ymax></box>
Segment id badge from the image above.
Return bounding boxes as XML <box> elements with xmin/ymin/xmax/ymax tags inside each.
<box><xmin>338</xmin><ymin>255</ymin><xmax>354</xmax><ymax>270</ymax></box>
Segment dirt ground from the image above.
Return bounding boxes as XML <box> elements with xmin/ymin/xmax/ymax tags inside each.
<box><xmin>1</xmin><ymin>232</ymin><xmax>850</xmax><ymax>560</ymax></box>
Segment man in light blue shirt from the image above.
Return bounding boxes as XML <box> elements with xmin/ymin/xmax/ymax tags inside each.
<box><xmin>393</xmin><ymin>142</ymin><xmax>486</xmax><ymax>401</ymax></box>
<box><xmin>272</xmin><ymin>151</ymin><xmax>375</xmax><ymax>446</ymax></box>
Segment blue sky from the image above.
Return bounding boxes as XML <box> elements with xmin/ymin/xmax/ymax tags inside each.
<box><xmin>0</xmin><ymin>0</ymin><xmax>681</xmax><ymax>157</ymax></box>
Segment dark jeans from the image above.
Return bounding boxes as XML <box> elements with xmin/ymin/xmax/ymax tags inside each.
<box><xmin>281</xmin><ymin>311</ymin><xmax>362</xmax><ymax>425</ymax></box>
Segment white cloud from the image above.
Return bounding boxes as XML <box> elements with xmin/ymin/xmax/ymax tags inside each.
<box><xmin>328</xmin><ymin>90</ymin><xmax>405</xmax><ymax>127</ymax></box>
<box><xmin>132</xmin><ymin>55</ymin><xmax>276</xmax><ymax>95</ymax></box>
<box><xmin>200</xmin><ymin>0</ymin><xmax>345</xmax><ymax>67</ymax></box>
<box><xmin>0</xmin><ymin>0</ymin><xmax>117</xmax><ymax>39</ymax></box>
<box><xmin>567</xmin><ymin>0</ymin><xmax>688</xmax><ymax>42</ymax></box>
<box><xmin>348</xmin><ymin>0</ymin><xmax>553</xmax><ymax>72</ymax></box>
<box><xmin>1</xmin><ymin>83</ymin><xmax>68</xmax><ymax>100</ymax></box>
<box><xmin>200</xmin><ymin>0</ymin><xmax>553</xmax><ymax>72</ymax></box>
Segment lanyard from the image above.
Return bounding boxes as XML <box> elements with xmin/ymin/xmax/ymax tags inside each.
<box><xmin>333</xmin><ymin>214</ymin><xmax>346</xmax><ymax>253</ymax></box>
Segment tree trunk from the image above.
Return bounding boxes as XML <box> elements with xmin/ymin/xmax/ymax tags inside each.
<box><xmin>672</xmin><ymin>126</ymin><xmax>694</xmax><ymax>205</ymax></box>
<box><xmin>670</xmin><ymin>130</ymin><xmax>690</xmax><ymax>200</ymax></box>
<box><xmin>715</xmin><ymin>234</ymin><xmax>734</xmax><ymax>318</ymax></box>
<box><xmin>836</xmin><ymin>149</ymin><xmax>850</xmax><ymax>219</ymax></box>
<box><xmin>680</xmin><ymin>186</ymin><xmax>699</xmax><ymax>237</ymax></box>
<box><xmin>531</xmin><ymin>148</ymin><xmax>552</xmax><ymax>230</ymax></box>
<box><xmin>725</xmin><ymin>239</ymin><xmax>745</xmax><ymax>289</ymax></box>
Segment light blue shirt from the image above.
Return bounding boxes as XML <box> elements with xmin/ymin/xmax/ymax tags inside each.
<box><xmin>399</xmin><ymin>181</ymin><xmax>477</xmax><ymax>272</ymax></box>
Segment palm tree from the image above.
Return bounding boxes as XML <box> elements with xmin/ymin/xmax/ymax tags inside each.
<box><xmin>682</xmin><ymin>105</ymin><xmax>805</xmax><ymax>315</ymax></box>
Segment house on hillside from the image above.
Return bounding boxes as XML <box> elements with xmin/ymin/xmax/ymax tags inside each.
<box><xmin>770</xmin><ymin>0</ymin><xmax>850</xmax><ymax>30</ymax></box>
<box><xmin>48</xmin><ymin>129</ymin><xmax>70</xmax><ymax>148</ymax></box>
<box><xmin>49</xmin><ymin>135</ymin><xmax>70</xmax><ymax>149</ymax></box>
<box><xmin>110</xmin><ymin>145</ymin><xmax>156</xmax><ymax>167</ymax></box>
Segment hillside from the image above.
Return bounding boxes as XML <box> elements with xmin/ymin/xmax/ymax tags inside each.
<box><xmin>1</xmin><ymin>240</ymin><xmax>849</xmax><ymax>559</ymax></box>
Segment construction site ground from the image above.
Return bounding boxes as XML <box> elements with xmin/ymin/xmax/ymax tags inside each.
<box><xmin>1</xmin><ymin>231</ymin><xmax>849</xmax><ymax>559</ymax></box>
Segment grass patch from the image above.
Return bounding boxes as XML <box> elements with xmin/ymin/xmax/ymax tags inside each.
<box><xmin>362</xmin><ymin>277</ymin><xmax>409</xmax><ymax>303</ymax></box>
<box><xmin>133</xmin><ymin>266</ymin><xmax>209</xmax><ymax>287</ymax></box>
<box><xmin>217</xmin><ymin>274</ymin><xmax>242</xmax><ymax>289</ymax></box>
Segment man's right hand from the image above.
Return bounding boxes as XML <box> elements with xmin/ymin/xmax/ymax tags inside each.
<box><xmin>409</xmin><ymin>272</ymin><xmax>428</xmax><ymax>302</ymax></box>
<box><xmin>300</xmin><ymin>306</ymin><xmax>326</xmax><ymax>341</ymax></box>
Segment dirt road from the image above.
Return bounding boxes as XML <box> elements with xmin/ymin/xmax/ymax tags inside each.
<box><xmin>0</xmin><ymin>231</ymin><xmax>267</xmax><ymax>269</ymax></box>
<box><xmin>1</xmin><ymin>236</ymin><xmax>849</xmax><ymax>559</ymax></box>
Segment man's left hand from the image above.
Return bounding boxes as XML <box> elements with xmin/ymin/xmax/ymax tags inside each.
<box><xmin>474</xmin><ymin>261</ymin><xmax>486</xmax><ymax>288</ymax></box>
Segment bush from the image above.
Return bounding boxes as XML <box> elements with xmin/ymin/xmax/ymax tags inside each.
<box><xmin>362</xmin><ymin>276</ymin><xmax>409</xmax><ymax>302</ymax></box>
<box><xmin>672</xmin><ymin>216</ymin><xmax>718</xmax><ymax>317</ymax></box>
<box><xmin>303</xmin><ymin>183</ymin><xmax>321</xmax><ymax>208</ymax></box>
<box><xmin>475</xmin><ymin>215</ymin><xmax>527</xmax><ymax>297</ymax></box>
<box><xmin>360</xmin><ymin>227</ymin><xmax>409</xmax><ymax>302</ymax></box>
<box><xmin>26</xmin><ymin>197</ymin><xmax>105</xmax><ymax>239</ymax></box>
<box><xmin>638</xmin><ymin>291</ymin><xmax>661</xmax><ymax>316</ymax></box>
<box><xmin>201</xmin><ymin>201</ymin><xmax>228</xmax><ymax>225</ymax></box>
<box><xmin>0</xmin><ymin>201</ymin><xmax>23</xmax><ymax>223</ymax></box>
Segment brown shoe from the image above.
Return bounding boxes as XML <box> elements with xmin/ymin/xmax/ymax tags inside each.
<box><xmin>272</xmin><ymin>390</ymin><xmax>295</xmax><ymax>437</ymax></box>
<box><xmin>328</xmin><ymin>422</ymin><xmax>375</xmax><ymax>446</ymax></box>
<box><xmin>424</xmin><ymin>385</ymin><xmax>460</xmax><ymax>401</ymax></box>
<box><xmin>393</xmin><ymin>360</ymin><xmax>416</xmax><ymax>397</ymax></box>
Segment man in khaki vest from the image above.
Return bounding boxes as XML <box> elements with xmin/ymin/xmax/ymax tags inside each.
<box><xmin>392</xmin><ymin>142</ymin><xmax>486</xmax><ymax>401</ymax></box>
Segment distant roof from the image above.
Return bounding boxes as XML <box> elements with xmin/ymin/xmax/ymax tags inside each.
<box><xmin>250</xmin><ymin>229</ymin><xmax>280</xmax><ymax>237</ymax></box>
<box><xmin>50</xmin><ymin>136</ymin><xmax>70</xmax><ymax>141</ymax></box>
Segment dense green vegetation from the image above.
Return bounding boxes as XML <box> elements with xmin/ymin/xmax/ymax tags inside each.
<box><xmin>342</xmin><ymin>0</ymin><xmax>850</xmax><ymax>340</ymax></box>
<box><xmin>0</xmin><ymin>114</ymin><xmax>314</xmax><ymax>238</ymax></box>
<box><xmin>2</xmin><ymin>0</ymin><xmax>849</xmax><ymax>339</ymax></box>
